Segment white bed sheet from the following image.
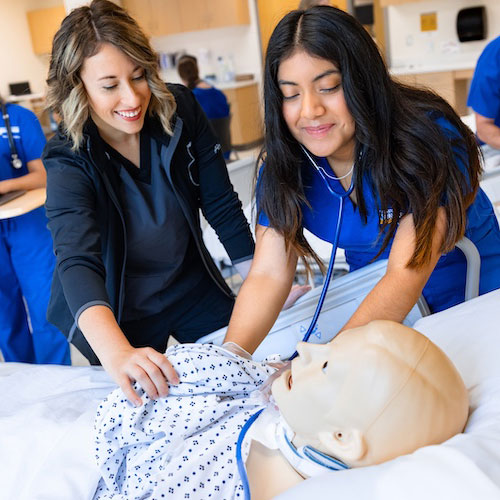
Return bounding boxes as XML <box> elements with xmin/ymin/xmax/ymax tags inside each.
<box><xmin>1</xmin><ymin>290</ymin><xmax>499</xmax><ymax>500</ymax></box>
<box><xmin>277</xmin><ymin>288</ymin><xmax>500</xmax><ymax>500</ymax></box>
<box><xmin>0</xmin><ymin>364</ymin><xmax>116</xmax><ymax>500</ymax></box>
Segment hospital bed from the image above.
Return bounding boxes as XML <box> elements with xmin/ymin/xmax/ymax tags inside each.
<box><xmin>198</xmin><ymin>234</ymin><xmax>481</xmax><ymax>361</ymax></box>
<box><xmin>1</xmin><ymin>289</ymin><xmax>499</xmax><ymax>500</ymax></box>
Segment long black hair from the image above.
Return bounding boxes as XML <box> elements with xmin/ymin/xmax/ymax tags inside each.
<box><xmin>258</xmin><ymin>6</ymin><xmax>481</xmax><ymax>269</ymax></box>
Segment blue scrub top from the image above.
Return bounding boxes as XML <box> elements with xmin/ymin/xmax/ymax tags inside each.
<box><xmin>258</xmin><ymin>118</ymin><xmax>500</xmax><ymax>314</ymax></box>
<box><xmin>0</xmin><ymin>103</ymin><xmax>46</xmax><ymax>181</ymax></box>
<box><xmin>192</xmin><ymin>86</ymin><xmax>230</xmax><ymax>120</ymax></box>
<box><xmin>467</xmin><ymin>36</ymin><xmax>500</xmax><ymax>145</ymax></box>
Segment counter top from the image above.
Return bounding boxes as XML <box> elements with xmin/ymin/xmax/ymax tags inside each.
<box><xmin>216</xmin><ymin>79</ymin><xmax>259</xmax><ymax>90</ymax></box>
<box><xmin>390</xmin><ymin>59</ymin><xmax>477</xmax><ymax>75</ymax></box>
<box><xmin>6</xmin><ymin>92</ymin><xmax>45</xmax><ymax>102</ymax></box>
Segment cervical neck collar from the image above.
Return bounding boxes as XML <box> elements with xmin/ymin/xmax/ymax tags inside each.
<box><xmin>246</xmin><ymin>405</ymin><xmax>349</xmax><ymax>478</ymax></box>
<box><xmin>274</xmin><ymin>415</ymin><xmax>350</xmax><ymax>477</ymax></box>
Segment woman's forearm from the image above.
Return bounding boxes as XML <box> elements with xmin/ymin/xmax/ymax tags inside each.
<box><xmin>78</xmin><ymin>304</ymin><xmax>131</xmax><ymax>365</ymax></box>
<box><xmin>340</xmin><ymin>211</ymin><xmax>445</xmax><ymax>333</ymax></box>
<box><xmin>0</xmin><ymin>159</ymin><xmax>47</xmax><ymax>194</ymax></box>
<box><xmin>340</xmin><ymin>270</ymin><xmax>423</xmax><ymax>333</ymax></box>
<box><xmin>476</xmin><ymin>119</ymin><xmax>500</xmax><ymax>150</ymax></box>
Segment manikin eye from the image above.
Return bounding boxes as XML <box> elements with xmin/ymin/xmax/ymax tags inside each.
<box><xmin>322</xmin><ymin>361</ymin><xmax>328</xmax><ymax>373</ymax></box>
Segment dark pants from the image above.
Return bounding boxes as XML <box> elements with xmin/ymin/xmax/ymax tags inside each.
<box><xmin>122</xmin><ymin>279</ymin><xmax>234</xmax><ymax>355</ymax></box>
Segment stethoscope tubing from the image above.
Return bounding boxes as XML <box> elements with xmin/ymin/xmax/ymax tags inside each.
<box><xmin>288</xmin><ymin>148</ymin><xmax>354</xmax><ymax>359</ymax></box>
<box><xmin>237</xmin><ymin>148</ymin><xmax>356</xmax><ymax>499</ymax></box>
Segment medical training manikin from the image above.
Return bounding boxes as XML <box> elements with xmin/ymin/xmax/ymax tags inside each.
<box><xmin>93</xmin><ymin>321</ymin><xmax>468</xmax><ymax>500</ymax></box>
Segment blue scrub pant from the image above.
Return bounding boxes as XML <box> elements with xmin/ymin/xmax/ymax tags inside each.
<box><xmin>0</xmin><ymin>207</ymin><xmax>70</xmax><ymax>364</ymax></box>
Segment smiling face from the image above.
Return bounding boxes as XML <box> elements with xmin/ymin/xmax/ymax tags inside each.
<box><xmin>80</xmin><ymin>42</ymin><xmax>151</xmax><ymax>143</ymax></box>
<box><xmin>277</xmin><ymin>50</ymin><xmax>356</xmax><ymax>165</ymax></box>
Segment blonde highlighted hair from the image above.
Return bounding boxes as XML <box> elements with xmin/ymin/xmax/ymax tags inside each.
<box><xmin>46</xmin><ymin>0</ymin><xmax>176</xmax><ymax>150</ymax></box>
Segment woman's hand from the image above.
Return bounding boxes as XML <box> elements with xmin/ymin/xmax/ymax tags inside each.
<box><xmin>78</xmin><ymin>305</ymin><xmax>179</xmax><ymax>406</ymax></box>
<box><xmin>102</xmin><ymin>345</ymin><xmax>180</xmax><ymax>407</ymax></box>
<box><xmin>282</xmin><ymin>284</ymin><xmax>311</xmax><ymax>310</ymax></box>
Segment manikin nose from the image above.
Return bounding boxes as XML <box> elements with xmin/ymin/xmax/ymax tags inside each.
<box><xmin>296</xmin><ymin>342</ymin><xmax>326</xmax><ymax>364</ymax></box>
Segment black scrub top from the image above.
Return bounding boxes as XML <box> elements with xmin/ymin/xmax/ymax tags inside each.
<box><xmin>100</xmin><ymin>123</ymin><xmax>209</xmax><ymax>322</ymax></box>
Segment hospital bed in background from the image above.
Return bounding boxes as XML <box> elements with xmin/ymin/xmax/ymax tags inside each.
<box><xmin>202</xmin><ymin>155</ymin><xmax>350</xmax><ymax>285</ymax></box>
<box><xmin>1</xmin><ymin>289</ymin><xmax>499</xmax><ymax>500</ymax></box>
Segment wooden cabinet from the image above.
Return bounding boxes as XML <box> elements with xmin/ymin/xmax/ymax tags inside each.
<box><xmin>122</xmin><ymin>0</ymin><xmax>250</xmax><ymax>37</ymax></box>
<box><xmin>379</xmin><ymin>0</ymin><xmax>427</xmax><ymax>6</ymax></box>
<box><xmin>394</xmin><ymin>69</ymin><xmax>474</xmax><ymax>116</ymax></box>
<box><xmin>256</xmin><ymin>1</ymin><xmax>386</xmax><ymax>60</ymax></box>
<box><xmin>257</xmin><ymin>0</ymin><xmax>348</xmax><ymax>57</ymax></box>
<box><xmin>179</xmin><ymin>0</ymin><xmax>250</xmax><ymax>32</ymax></box>
<box><xmin>122</xmin><ymin>0</ymin><xmax>180</xmax><ymax>37</ymax></box>
<box><xmin>26</xmin><ymin>5</ymin><xmax>66</xmax><ymax>55</ymax></box>
<box><xmin>222</xmin><ymin>83</ymin><xmax>263</xmax><ymax>147</ymax></box>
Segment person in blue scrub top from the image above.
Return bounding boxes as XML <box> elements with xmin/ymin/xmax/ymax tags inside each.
<box><xmin>0</xmin><ymin>98</ymin><xmax>70</xmax><ymax>364</ymax></box>
<box><xmin>467</xmin><ymin>35</ymin><xmax>500</xmax><ymax>162</ymax></box>
<box><xmin>223</xmin><ymin>6</ymin><xmax>500</xmax><ymax>355</ymax></box>
<box><xmin>177</xmin><ymin>54</ymin><xmax>231</xmax><ymax>159</ymax></box>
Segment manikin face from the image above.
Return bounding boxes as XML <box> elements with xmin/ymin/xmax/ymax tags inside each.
<box><xmin>272</xmin><ymin>340</ymin><xmax>350</xmax><ymax>445</ymax></box>
<box><xmin>80</xmin><ymin>42</ymin><xmax>151</xmax><ymax>142</ymax></box>
<box><xmin>271</xmin><ymin>321</ymin><xmax>469</xmax><ymax>467</ymax></box>
<box><xmin>277</xmin><ymin>50</ymin><xmax>356</xmax><ymax>164</ymax></box>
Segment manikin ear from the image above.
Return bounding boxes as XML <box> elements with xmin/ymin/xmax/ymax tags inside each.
<box><xmin>317</xmin><ymin>428</ymin><xmax>366</xmax><ymax>465</ymax></box>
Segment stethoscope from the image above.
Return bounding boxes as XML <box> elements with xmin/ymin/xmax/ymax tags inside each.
<box><xmin>1</xmin><ymin>100</ymin><xmax>23</xmax><ymax>169</ymax></box>
<box><xmin>236</xmin><ymin>145</ymin><xmax>358</xmax><ymax>499</ymax></box>
<box><xmin>288</xmin><ymin>145</ymin><xmax>356</xmax><ymax>359</ymax></box>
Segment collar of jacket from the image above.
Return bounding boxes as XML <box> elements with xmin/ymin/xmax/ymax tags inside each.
<box><xmin>80</xmin><ymin>112</ymin><xmax>180</xmax><ymax>172</ymax></box>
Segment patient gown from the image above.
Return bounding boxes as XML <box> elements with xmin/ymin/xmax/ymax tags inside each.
<box><xmin>93</xmin><ymin>343</ymin><xmax>276</xmax><ymax>499</ymax></box>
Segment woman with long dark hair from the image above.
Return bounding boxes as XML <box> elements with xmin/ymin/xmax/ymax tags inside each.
<box><xmin>224</xmin><ymin>6</ymin><xmax>500</xmax><ymax>353</ymax></box>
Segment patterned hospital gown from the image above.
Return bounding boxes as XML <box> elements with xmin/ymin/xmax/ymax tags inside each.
<box><xmin>93</xmin><ymin>343</ymin><xmax>276</xmax><ymax>500</ymax></box>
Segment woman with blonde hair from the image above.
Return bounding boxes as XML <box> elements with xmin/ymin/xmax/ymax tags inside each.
<box><xmin>43</xmin><ymin>0</ymin><xmax>254</xmax><ymax>405</ymax></box>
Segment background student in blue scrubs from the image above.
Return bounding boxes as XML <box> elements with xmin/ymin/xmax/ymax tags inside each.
<box><xmin>177</xmin><ymin>54</ymin><xmax>231</xmax><ymax>159</ymax></box>
<box><xmin>223</xmin><ymin>6</ymin><xmax>500</xmax><ymax>354</ymax></box>
<box><xmin>0</xmin><ymin>97</ymin><xmax>70</xmax><ymax>364</ymax></box>
<box><xmin>467</xmin><ymin>35</ymin><xmax>500</xmax><ymax>161</ymax></box>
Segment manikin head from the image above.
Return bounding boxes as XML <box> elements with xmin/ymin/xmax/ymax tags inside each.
<box><xmin>271</xmin><ymin>320</ymin><xmax>469</xmax><ymax>467</ymax></box>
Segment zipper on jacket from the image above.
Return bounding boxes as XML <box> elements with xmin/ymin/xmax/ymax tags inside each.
<box><xmin>160</xmin><ymin>119</ymin><xmax>235</xmax><ymax>299</ymax></box>
<box><xmin>86</xmin><ymin>139</ymin><xmax>129</xmax><ymax>323</ymax></box>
